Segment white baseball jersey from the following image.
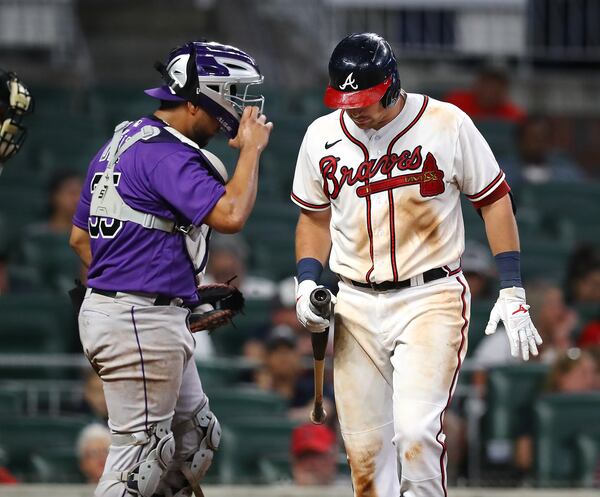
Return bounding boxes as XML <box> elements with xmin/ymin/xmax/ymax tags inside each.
<box><xmin>291</xmin><ymin>92</ymin><xmax>510</xmax><ymax>283</ymax></box>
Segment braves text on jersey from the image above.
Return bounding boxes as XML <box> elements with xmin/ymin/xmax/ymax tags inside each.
<box><xmin>291</xmin><ymin>93</ymin><xmax>509</xmax><ymax>283</ymax></box>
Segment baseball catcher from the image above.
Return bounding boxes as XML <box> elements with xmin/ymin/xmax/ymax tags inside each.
<box><xmin>70</xmin><ymin>41</ymin><xmax>271</xmax><ymax>497</ymax></box>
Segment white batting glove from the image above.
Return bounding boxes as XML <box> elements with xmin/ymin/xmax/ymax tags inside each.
<box><xmin>485</xmin><ymin>287</ymin><xmax>543</xmax><ymax>361</ymax></box>
<box><xmin>294</xmin><ymin>278</ymin><xmax>336</xmax><ymax>333</ymax></box>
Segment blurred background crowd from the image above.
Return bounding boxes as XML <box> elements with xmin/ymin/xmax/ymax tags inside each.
<box><xmin>0</xmin><ymin>0</ymin><xmax>599</xmax><ymax>490</ymax></box>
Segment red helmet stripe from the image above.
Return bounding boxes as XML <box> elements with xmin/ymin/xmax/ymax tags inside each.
<box><xmin>323</xmin><ymin>77</ymin><xmax>392</xmax><ymax>109</ymax></box>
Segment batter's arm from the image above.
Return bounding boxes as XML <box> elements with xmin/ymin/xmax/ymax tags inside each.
<box><xmin>480</xmin><ymin>193</ymin><xmax>543</xmax><ymax>361</ymax></box>
<box><xmin>479</xmin><ymin>194</ymin><xmax>519</xmax><ymax>255</ymax></box>
<box><xmin>295</xmin><ymin>208</ymin><xmax>332</xmax><ymax>264</ymax></box>
<box><xmin>69</xmin><ymin>225</ymin><xmax>92</xmax><ymax>268</ymax></box>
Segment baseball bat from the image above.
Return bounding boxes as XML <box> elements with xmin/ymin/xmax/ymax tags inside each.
<box><xmin>309</xmin><ymin>287</ymin><xmax>332</xmax><ymax>425</ymax></box>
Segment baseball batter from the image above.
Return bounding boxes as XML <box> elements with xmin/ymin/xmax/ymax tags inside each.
<box><xmin>293</xmin><ymin>33</ymin><xmax>542</xmax><ymax>496</ymax></box>
<box><xmin>69</xmin><ymin>41</ymin><xmax>272</xmax><ymax>497</ymax></box>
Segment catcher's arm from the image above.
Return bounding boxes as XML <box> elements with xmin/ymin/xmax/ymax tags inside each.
<box><xmin>69</xmin><ymin>225</ymin><xmax>92</xmax><ymax>268</ymax></box>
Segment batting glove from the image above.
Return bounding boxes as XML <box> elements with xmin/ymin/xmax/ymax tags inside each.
<box><xmin>485</xmin><ymin>287</ymin><xmax>543</xmax><ymax>361</ymax></box>
<box><xmin>295</xmin><ymin>278</ymin><xmax>336</xmax><ymax>333</ymax></box>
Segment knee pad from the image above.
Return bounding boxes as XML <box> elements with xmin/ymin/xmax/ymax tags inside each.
<box><xmin>102</xmin><ymin>419</ymin><xmax>175</xmax><ymax>497</ymax></box>
<box><xmin>173</xmin><ymin>397</ymin><xmax>221</xmax><ymax>488</ymax></box>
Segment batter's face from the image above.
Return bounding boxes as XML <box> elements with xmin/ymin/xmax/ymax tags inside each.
<box><xmin>346</xmin><ymin>98</ymin><xmax>403</xmax><ymax>131</ymax></box>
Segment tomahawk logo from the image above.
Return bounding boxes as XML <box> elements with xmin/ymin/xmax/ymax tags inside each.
<box><xmin>339</xmin><ymin>72</ymin><xmax>358</xmax><ymax>90</ymax></box>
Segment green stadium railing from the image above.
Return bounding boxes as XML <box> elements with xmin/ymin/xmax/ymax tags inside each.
<box><xmin>535</xmin><ymin>393</ymin><xmax>600</xmax><ymax>486</ymax></box>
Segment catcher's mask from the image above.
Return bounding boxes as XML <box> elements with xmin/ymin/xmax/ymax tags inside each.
<box><xmin>0</xmin><ymin>69</ymin><xmax>33</xmax><ymax>164</ymax></box>
<box><xmin>324</xmin><ymin>32</ymin><xmax>401</xmax><ymax>110</ymax></box>
<box><xmin>145</xmin><ymin>40</ymin><xmax>264</xmax><ymax>138</ymax></box>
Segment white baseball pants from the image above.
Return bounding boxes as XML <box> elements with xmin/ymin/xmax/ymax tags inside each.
<box><xmin>79</xmin><ymin>290</ymin><xmax>206</xmax><ymax>497</ymax></box>
<box><xmin>334</xmin><ymin>275</ymin><xmax>470</xmax><ymax>497</ymax></box>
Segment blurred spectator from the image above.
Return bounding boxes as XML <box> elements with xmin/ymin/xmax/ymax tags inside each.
<box><xmin>84</xmin><ymin>370</ymin><xmax>108</xmax><ymax>420</ymax></box>
<box><xmin>502</xmin><ymin>116</ymin><xmax>585</xmax><ymax>186</ymax></box>
<box><xmin>254</xmin><ymin>326</ymin><xmax>334</xmax><ymax>420</ymax></box>
<box><xmin>254</xmin><ymin>325</ymin><xmax>301</xmax><ymax>400</ymax></box>
<box><xmin>444</xmin><ymin>66</ymin><xmax>525</xmax><ymax>122</ymax></box>
<box><xmin>514</xmin><ymin>348</ymin><xmax>598</xmax><ymax>474</ymax></box>
<box><xmin>196</xmin><ymin>233</ymin><xmax>278</xmax><ymax>359</ymax></box>
<box><xmin>586</xmin><ymin>346</ymin><xmax>600</xmax><ymax>390</ymax></box>
<box><xmin>0</xmin><ymin>467</ymin><xmax>17</xmax><ymax>484</ymax></box>
<box><xmin>527</xmin><ymin>282</ymin><xmax>578</xmax><ymax>363</ymax></box>
<box><xmin>70</xmin><ymin>369</ymin><xmax>109</xmax><ymax>421</ymax></box>
<box><xmin>244</xmin><ymin>277</ymin><xmax>316</xmax><ymax>363</ymax></box>
<box><xmin>291</xmin><ymin>423</ymin><xmax>337</xmax><ymax>486</ymax></box>
<box><xmin>77</xmin><ymin>423</ymin><xmax>110</xmax><ymax>484</ymax></box>
<box><xmin>462</xmin><ymin>240</ymin><xmax>495</xmax><ymax>300</ymax></box>
<box><xmin>0</xmin><ymin>252</ymin><xmax>37</xmax><ymax>294</ymax></box>
<box><xmin>566</xmin><ymin>245</ymin><xmax>600</xmax><ymax>305</ymax></box>
<box><xmin>0</xmin><ymin>447</ymin><xmax>17</xmax><ymax>484</ymax></box>
<box><xmin>578</xmin><ymin>321</ymin><xmax>600</xmax><ymax>349</ymax></box>
<box><xmin>0</xmin><ymin>252</ymin><xmax>9</xmax><ymax>295</ymax></box>
<box><xmin>27</xmin><ymin>171</ymin><xmax>83</xmax><ymax>235</ymax></box>
<box><xmin>205</xmin><ymin>233</ymin><xmax>276</xmax><ymax>300</ymax></box>
<box><xmin>544</xmin><ymin>348</ymin><xmax>597</xmax><ymax>393</ymax></box>
<box><xmin>472</xmin><ymin>281</ymin><xmax>577</xmax><ymax>391</ymax></box>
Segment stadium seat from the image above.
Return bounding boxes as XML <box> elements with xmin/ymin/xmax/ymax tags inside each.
<box><xmin>218</xmin><ymin>417</ymin><xmax>299</xmax><ymax>483</ymax></box>
<box><xmin>520</xmin><ymin>237</ymin><xmax>573</xmax><ymax>282</ymax></box>
<box><xmin>466</xmin><ymin>299</ymin><xmax>495</xmax><ymax>356</ymax></box>
<box><xmin>485</xmin><ymin>363</ymin><xmax>550</xmax><ymax>439</ymax></box>
<box><xmin>209</xmin><ymin>300</ymin><xmax>272</xmax><ymax>356</ymax></box>
<box><xmin>574</xmin><ymin>430</ymin><xmax>600</xmax><ymax>487</ymax></box>
<box><xmin>260</xmin><ymin>452</ymin><xmax>351</xmax><ymax>483</ymax></box>
<box><xmin>461</xmin><ymin>198</ymin><xmax>487</xmax><ymax>243</ymax></box>
<box><xmin>473</xmin><ymin>120</ymin><xmax>517</xmax><ymax>158</ymax></box>
<box><xmin>0</xmin><ymin>416</ymin><xmax>88</xmax><ymax>478</ymax></box>
<box><xmin>0</xmin><ymin>391</ymin><xmax>25</xmax><ymax>415</ymax></box>
<box><xmin>0</xmin><ymin>293</ymin><xmax>76</xmax><ymax>355</ymax></box>
<box><xmin>208</xmin><ymin>387</ymin><xmax>287</xmax><ymax>422</ymax></box>
<box><xmin>30</xmin><ymin>447</ymin><xmax>84</xmax><ymax>483</ymax></box>
<box><xmin>21</xmin><ymin>232</ymin><xmax>82</xmax><ymax>292</ymax></box>
<box><xmin>534</xmin><ymin>392</ymin><xmax>600</xmax><ymax>486</ymax></box>
<box><xmin>196</xmin><ymin>357</ymin><xmax>255</xmax><ymax>390</ymax></box>
<box><xmin>0</xmin><ymin>185</ymin><xmax>47</xmax><ymax>236</ymax></box>
<box><xmin>520</xmin><ymin>182</ymin><xmax>600</xmax><ymax>244</ymax></box>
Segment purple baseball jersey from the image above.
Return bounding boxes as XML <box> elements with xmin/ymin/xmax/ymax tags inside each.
<box><xmin>73</xmin><ymin>115</ymin><xmax>226</xmax><ymax>302</ymax></box>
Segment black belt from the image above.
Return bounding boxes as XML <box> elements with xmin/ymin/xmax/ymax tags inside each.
<box><xmin>343</xmin><ymin>267</ymin><xmax>450</xmax><ymax>291</ymax></box>
<box><xmin>90</xmin><ymin>288</ymin><xmax>175</xmax><ymax>306</ymax></box>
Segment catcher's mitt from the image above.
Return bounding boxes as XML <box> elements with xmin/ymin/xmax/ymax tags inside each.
<box><xmin>188</xmin><ymin>283</ymin><xmax>244</xmax><ymax>333</ymax></box>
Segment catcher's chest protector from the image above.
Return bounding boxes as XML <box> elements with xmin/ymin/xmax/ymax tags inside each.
<box><xmin>90</xmin><ymin>121</ymin><xmax>212</xmax><ymax>284</ymax></box>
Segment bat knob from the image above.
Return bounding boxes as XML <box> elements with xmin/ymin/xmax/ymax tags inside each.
<box><xmin>310</xmin><ymin>404</ymin><xmax>327</xmax><ymax>425</ymax></box>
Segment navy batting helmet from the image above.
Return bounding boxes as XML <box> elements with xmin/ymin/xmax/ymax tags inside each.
<box><xmin>145</xmin><ymin>41</ymin><xmax>264</xmax><ymax>138</ymax></box>
<box><xmin>324</xmin><ymin>33</ymin><xmax>401</xmax><ymax>110</ymax></box>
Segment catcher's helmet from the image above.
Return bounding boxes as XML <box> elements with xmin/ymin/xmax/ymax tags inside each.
<box><xmin>324</xmin><ymin>33</ymin><xmax>401</xmax><ymax>110</ymax></box>
<box><xmin>0</xmin><ymin>69</ymin><xmax>33</xmax><ymax>164</ymax></box>
<box><xmin>145</xmin><ymin>41</ymin><xmax>264</xmax><ymax>138</ymax></box>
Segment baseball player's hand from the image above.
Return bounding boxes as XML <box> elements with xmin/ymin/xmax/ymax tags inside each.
<box><xmin>295</xmin><ymin>278</ymin><xmax>336</xmax><ymax>333</ymax></box>
<box><xmin>229</xmin><ymin>106</ymin><xmax>273</xmax><ymax>152</ymax></box>
<box><xmin>485</xmin><ymin>287</ymin><xmax>543</xmax><ymax>361</ymax></box>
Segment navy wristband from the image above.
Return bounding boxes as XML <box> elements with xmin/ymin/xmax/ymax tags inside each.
<box><xmin>297</xmin><ymin>257</ymin><xmax>323</xmax><ymax>283</ymax></box>
<box><xmin>494</xmin><ymin>251</ymin><xmax>522</xmax><ymax>289</ymax></box>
